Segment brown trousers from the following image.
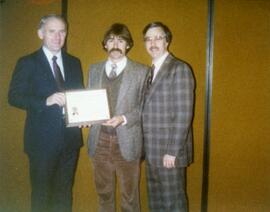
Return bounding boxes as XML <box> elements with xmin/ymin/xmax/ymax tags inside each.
<box><xmin>92</xmin><ymin>129</ymin><xmax>140</xmax><ymax>212</ymax></box>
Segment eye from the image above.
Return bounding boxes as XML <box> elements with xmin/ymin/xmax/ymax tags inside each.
<box><xmin>156</xmin><ymin>36</ymin><xmax>164</xmax><ymax>41</ymax></box>
<box><xmin>144</xmin><ymin>37</ymin><xmax>151</xmax><ymax>42</ymax></box>
<box><xmin>107</xmin><ymin>38</ymin><xmax>114</xmax><ymax>43</ymax></box>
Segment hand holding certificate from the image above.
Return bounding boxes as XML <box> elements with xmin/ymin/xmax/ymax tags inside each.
<box><xmin>65</xmin><ymin>89</ymin><xmax>111</xmax><ymax>127</ymax></box>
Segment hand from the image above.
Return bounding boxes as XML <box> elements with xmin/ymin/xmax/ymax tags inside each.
<box><xmin>102</xmin><ymin>116</ymin><xmax>124</xmax><ymax>128</ymax></box>
<box><xmin>163</xmin><ymin>154</ymin><xmax>176</xmax><ymax>168</ymax></box>
<box><xmin>46</xmin><ymin>92</ymin><xmax>65</xmax><ymax>107</ymax></box>
<box><xmin>78</xmin><ymin>124</ymin><xmax>91</xmax><ymax>128</ymax></box>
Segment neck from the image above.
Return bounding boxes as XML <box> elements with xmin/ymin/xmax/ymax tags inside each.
<box><xmin>152</xmin><ymin>51</ymin><xmax>168</xmax><ymax>64</ymax></box>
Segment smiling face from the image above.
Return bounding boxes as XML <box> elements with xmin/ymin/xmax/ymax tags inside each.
<box><xmin>105</xmin><ymin>35</ymin><xmax>129</xmax><ymax>62</ymax></box>
<box><xmin>38</xmin><ymin>17</ymin><xmax>67</xmax><ymax>54</ymax></box>
<box><xmin>144</xmin><ymin>26</ymin><xmax>169</xmax><ymax>60</ymax></box>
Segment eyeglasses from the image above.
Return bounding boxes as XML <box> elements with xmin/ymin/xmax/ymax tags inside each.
<box><xmin>144</xmin><ymin>36</ymin><xmax>166</xmax><ymax>43</ymax></box>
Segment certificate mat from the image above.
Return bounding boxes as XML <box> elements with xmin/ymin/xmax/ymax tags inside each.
<box><xmin>65</xmin><ymin>89</ymin><xmax>110</xmax><ymax>127</ymax></box>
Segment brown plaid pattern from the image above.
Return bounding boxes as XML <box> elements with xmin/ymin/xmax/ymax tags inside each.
<box><xmin>146</xmin><ymin>164</ymin><xmax>187</xmax><ymax>212</ymax></box>
<box><xmin>142</xmin><ymin>54</ymin><xmax>195</xmax><ymax>211</ymax></box>
<box><xmin>143</xmin><ymin>54</ymin><xmax>195</xmax><ymax>168</ymax></box>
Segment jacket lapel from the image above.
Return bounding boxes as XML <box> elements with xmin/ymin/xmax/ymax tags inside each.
<box><xmin>116</xmin><ymin>59</ymin><xmax>133</xmax><ymax>109</ymax></box>
<box><xmin>62</xmin><ymin>52</ymin><xmax>69</xmax><ymax>88</ymax></box>
<box><xmin>145</xmin><ymin>54</ymin><xmax>173</xmax><ymax>104</ymax></box>
<box><xmin>36</xmin><ymin>48</ymin><xmax>57</xmax><ymax>85</ymax></box>
<box><xmin>96</xmin><ymin>62</ymin><xmax>106</xmax><ymax>88</ymax></box>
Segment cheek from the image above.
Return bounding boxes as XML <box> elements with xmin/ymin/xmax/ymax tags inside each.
<box><xmin>145</xmin><ymin>43</ymin><xmax>151</xmax><ymax>49</ymax></box>
<box><xmin>105</xmin><ymin>43</ymin><xmax>113</xmax><ymax>49</ymax></box>
<box><xmin>61</xmin><ymin>34</ymin><xmax>67</xmax><ymax>39</ymax></box>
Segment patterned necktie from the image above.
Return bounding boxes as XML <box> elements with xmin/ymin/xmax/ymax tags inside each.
<box><xmin>147</xmin><ymin>64</ymin><xmax>155</xmax><ymax>89</ymax></box>
<box><xmin>52</xmin><ymin>56</ymin><xmax>64</xmax><ymax>91</ymax></box>
<box><xmin>109</xmin><ymin>63</ymin><xmax>117</xmax><ymax>80</ymax></box>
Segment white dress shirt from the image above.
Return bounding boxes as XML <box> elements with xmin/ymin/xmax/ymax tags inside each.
<box><xmin>152</xmin><ymin>51</ymin><xmax>169</xmax><ymax>82</ymax></box>
<box><xmin>105</xmin><ymin>56</ymin><xmax>127</xmax><ymax>77</ymax></box>
<box><xmin>42</xmin><ymin>46</ymin><xmax>65</xmax><ymax>80</ymax></box>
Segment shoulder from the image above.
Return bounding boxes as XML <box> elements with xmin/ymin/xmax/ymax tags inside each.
<box><xmin>168</xmin><ymin>55</ymin><xmax>194</xmax><ymax>83</ymax></box>
<box><xmin>62</xmin><ymin>51</ymin><xmax>81</xmax><ymax>63</ymax></box>
<box><xmin>127</xmin><ymin>59</ymin><xmax>149</xmax><ymax>76</ymax></box>
<box><xmin>15</xmin><ymin>49</ymin><xmax>42</xmax><ymax>68</ymax></box>
<box><xmin>90</xmin><ymin>60</ymin><xmax>106</xmax><ymax>68</ymax></box>
<box><xmin>88</xmin><ymin>60</ymin><xmax>106</xmax><ymax>73</ymax></box>
<box><xmin>166</xmin><ymin>54</ymin><xmax>192</xmax><ymax>73</ymax></box>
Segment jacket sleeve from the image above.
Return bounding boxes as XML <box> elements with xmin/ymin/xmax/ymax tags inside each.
<box><xmin>166</xmin><ymin>62</ymin><xmax>195</xmax><ymax>156</ymax></box>
<box><xmin>8</xmin><ymin>57</ymin><xmax>47</xmax><ymax>112</ymax></box>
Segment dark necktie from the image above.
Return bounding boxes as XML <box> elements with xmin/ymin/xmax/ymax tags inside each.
<box><xmin>109</xmin><ymin>63</ymin><xmax>117</xmax><ymax>80</ymax></box>
<box><xmin>147</xmin><ymin>64</ymin><xmax>155</xmax><ymax>89</ymax></box>
<box><xmin>52</xmin><ymin>56</ymin><xmax>64</xmax><ymax>91</ymax></box>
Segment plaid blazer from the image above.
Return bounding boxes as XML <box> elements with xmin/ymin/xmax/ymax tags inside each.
<box><xmin>142</xmin><ymin>54</ymin><xmax>195</xmax><ymax>167</ymax></box>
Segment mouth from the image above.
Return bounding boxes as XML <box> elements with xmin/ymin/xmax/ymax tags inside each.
<box><xmin>150</xmin><ymin>47</ymin><xmax>159</xmax><ymax>51</ymax></box>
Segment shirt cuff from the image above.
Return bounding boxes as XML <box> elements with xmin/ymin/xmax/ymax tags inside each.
<box><xmin>121</xmin><ymin>115</ymin><xmax>127</xmax><ymax>125</ymax></box>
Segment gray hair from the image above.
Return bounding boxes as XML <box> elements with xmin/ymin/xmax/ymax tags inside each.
<box><xmin>38</xmin><ymin>14</ymin><xmax>67</xmax><ymax>30</ymax></box>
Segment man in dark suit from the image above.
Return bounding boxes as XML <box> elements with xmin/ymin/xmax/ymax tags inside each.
<box><xmin>87</xmin><ymin>23</ymin><xmax>147</xmax><ymax>211</ymax></box>
<box><xmin>8</xmin><ymin>14</ymin><xmax>83</xmax><ymax>212</ymax></box>
<box><xmin>142</xmin><ymin>22</ymin><xmax>195</xmax><ymax>212</ymax></box>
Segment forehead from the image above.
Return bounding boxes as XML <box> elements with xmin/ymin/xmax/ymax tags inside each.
<box><xmin>145</xmin><ymin>27</ymin><xmax>165</xmax><ymax>37</ymax></box>
<box><xmin>43</xmin><ymin>18</ymin><xmax>66</xmax><ymax>29</ymax></box>
<box><xmin>107</xmin><ymin>34</ymin><xmax>124</xmax><ymax>39</ymax></box>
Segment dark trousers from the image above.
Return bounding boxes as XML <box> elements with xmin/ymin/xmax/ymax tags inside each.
<box><xmin>93</xmin><ymin>129</ymin><xmax>140</xmax><ymax>212</ymax></box>
<box><xmin>146</xmin><ymin>163</ymin><xmax>187</xmax><ymax>212</ymax></box>
<box><xmin>28</xmin><ymin>148</ymin><xmax>79</xmax><ymax>212</ymax></box>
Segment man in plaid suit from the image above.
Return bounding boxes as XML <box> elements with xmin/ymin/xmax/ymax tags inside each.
<box><xmin>142</xmin><ymin>22</ymin><xmax>195</xmax><ymax>212</ymax></box>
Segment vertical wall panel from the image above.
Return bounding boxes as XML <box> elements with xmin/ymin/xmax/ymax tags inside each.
<box><xmin>210</xmin><ymin>0</ymin><xmax>270</xmax><ymax>211</ymax></box>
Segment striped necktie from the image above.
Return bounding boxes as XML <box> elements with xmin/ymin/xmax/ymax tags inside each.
<box><xmin>109</xmin><ymin>63</ymin><xmax>117</xmax><ymax>80</ymax></box>
<box><xmin>52</xmin><ymin>56</ymin><xmax>64</xmax><ymax>91</ymax></box>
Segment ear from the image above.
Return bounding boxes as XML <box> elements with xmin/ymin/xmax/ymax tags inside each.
<box><xmin>37</xmin><ymin>29</ymin><xmax>44</xmax><ymax>40</ymax></box>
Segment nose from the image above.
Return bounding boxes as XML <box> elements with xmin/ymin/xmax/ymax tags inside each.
<box><xmin>150</xmin><ymin>39</ymin><xmax>157</xmax><ymax>45</ymax></box>
<box><xmin>54</xmin><ymin>32</ymin><xmax>61</xmax><ymax>40</ymax></box>
<box><xmin>113</xmin><ymin>40</ymin><xmax>119</xmax><ymax>48</ymax></box>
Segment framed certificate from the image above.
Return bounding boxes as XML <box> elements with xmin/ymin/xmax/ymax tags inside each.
<box><xmin>65</xmin><ymin>89</ymin><xmax>110</xmax><ymax>127</ymax></box>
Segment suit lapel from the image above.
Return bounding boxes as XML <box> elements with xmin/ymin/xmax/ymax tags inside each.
<box><xmin>116</xmin><ymin>59</ymin><xmax>133</xmax><ymax>109</ymax></box>
<box><xmin>95</xmin><ymin>62</ymin><xmax>106</xmax><ymax>88</ymax></box>
<box><xmin>36</xmin><ymin>49</ymin><xmax>57</xmax><ymax>85</ymax></box>
<box><xmin>145</xmin><ymin>54</ymin><xmax>174</xmax><ymax>104</ymax></box>
<box><xmin>62</xmin><ymin>51</ymin><xmax>75</xmax><ymax>90</ymax></box>
<box><xmin>62</xmin><ymin>52</ymin><xmax>69</xmax><ymax>88</ymax></box>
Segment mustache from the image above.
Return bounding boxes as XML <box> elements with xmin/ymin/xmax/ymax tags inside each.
<box><xmin>150</xmin><ymin>46</ymin><xmax>159</xmax><ymax>51</ymax></box>
<box><xmin>109</xmin><ymin>48</ymin><xmax>123</xmax><ymax>54</ymax></box>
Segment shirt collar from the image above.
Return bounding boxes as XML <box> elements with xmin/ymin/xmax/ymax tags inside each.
<box><xmin>152</xmin><ymin>51</ymin><xmax>169</xmax><ymax>71</ymax></box>
<box><xmin>105</xmin><ymin>56</ymin><xmax>127</xmax><ymax>76</ymax></box>
<box><xmin>42</xmin><ymin>46</ymin><xmax>65</xmax><ymax>79</ymax></box>
<box><xmin>42</xmin><ymin>46</ymin><xmax>62</xmax><ymax>61</ymax></box>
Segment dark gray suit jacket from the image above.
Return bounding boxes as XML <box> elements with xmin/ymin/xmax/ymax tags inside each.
<box><xmin>8</xmin><ymin>48</ymin><xmax>84</xmax><ymax>156</ymax></box>
<box><xmin>87</xmin><ymin>58</ymin><xmax>148</xmax><ymax>161</ymax></box>
<box><xmin>142</xmin><ymin>54</ymin><xmax>195</xmax><ymax>167</ymax></box>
